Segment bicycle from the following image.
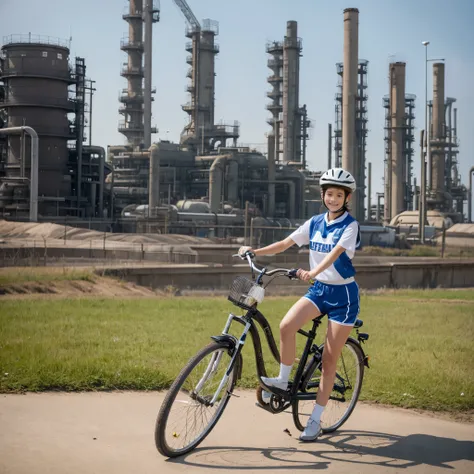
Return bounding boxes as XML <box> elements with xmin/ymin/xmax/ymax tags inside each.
<box><xmin>155</xmin><ymin>252</ymin><xmax>370</xmax><ymax>458</ymax></box>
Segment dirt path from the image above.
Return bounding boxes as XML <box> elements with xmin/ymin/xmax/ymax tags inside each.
<box><xmin>1</xmin><ymin>391</ymin><xmax>473</xmax><ymax>474</ymax></box>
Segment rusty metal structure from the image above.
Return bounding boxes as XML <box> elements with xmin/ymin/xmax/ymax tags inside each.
<box><xmin>0</xmin><ymin>34</ymin><xmax>106</xmax><ymax>218</ymax></box>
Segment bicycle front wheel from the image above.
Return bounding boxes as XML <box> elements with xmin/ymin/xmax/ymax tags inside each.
<box><xmin>155</xmin><ymin>341</ymin><xmax>240</xmax><ymax>458</ymax></box>
<box><xmin>292</xmin><ymin>338</ymin><xmax>365</xmax><ymax>433</ymax></box>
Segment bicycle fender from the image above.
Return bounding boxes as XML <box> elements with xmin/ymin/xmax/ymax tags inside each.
<box><xmin>210</xmin><ymin>335</ymin><xmax>243</xmax><ymax>380</ymax></box>
<box><xmin>211</xmin><ymin>334</ymin><xmax>238</xmax><ymax>349</ymax></box>
<box><xmin>347</xmin><ymin>336</ymin><xmax>370</xmax><ymax>369</ymax></box>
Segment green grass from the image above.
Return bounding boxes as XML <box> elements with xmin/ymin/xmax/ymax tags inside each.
<box><xmin>0</xmin><ymin>267</ymin><xmax>96</xmax><ymax>285</ymax></box>
<box><xmin>0</xmin><ymin>290</ymin><xmax>473</xmax><ymax>413</ymax></box>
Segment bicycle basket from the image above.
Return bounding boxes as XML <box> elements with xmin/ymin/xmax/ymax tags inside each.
<box><xmin>228</xmin><ymin>276</ymin><xmax>265</xmax><ymax>310</ymax></box>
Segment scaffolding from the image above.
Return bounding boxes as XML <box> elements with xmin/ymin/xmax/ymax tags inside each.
<box><xmin>334</xmin><ymin>60</ymin><xmax>368</xmax><ymax>219</ymax></box>
<box><xmin>383</xmin><ymin>93</ymin><xmax>416</xmax><ymax>212</ymax></box>
<box><xmin>266</xmin><ymin>41</ymin><xmax>283</xmax><ymax>163</ymax></box>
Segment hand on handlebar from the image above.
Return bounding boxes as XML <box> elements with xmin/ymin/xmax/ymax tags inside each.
<box><xmin>290</xmin><ymin>268</ymin><xmax>315</xmax><ymax>283</ymax></box>
<box><xmin>237</xmin><ymin>246</ymin><xmax>255</xmax><ymax>259</ymax></box>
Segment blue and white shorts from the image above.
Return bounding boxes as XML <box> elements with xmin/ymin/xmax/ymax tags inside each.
<box><xmin>304</xmin><ymin>280</ymin><xmax>360</xmax><ymax>326</ymax></box>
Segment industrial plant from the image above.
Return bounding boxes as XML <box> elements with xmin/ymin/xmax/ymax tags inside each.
<box><xmin>0</xmin><ymin>2</ymin><xmax>471</xmax><ymax>246</ymax></box>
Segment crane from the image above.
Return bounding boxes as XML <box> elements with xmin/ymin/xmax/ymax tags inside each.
<box><xmin>172</xmin><ymin>0</ymin><xmax>200</xmax><ymax>33</ymax></box>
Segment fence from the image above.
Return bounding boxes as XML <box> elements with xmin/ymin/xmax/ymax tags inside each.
<box><xmin>0</xmin><ymin>237</ymin><xmax>198</xmax><ymax>267</ymax></box>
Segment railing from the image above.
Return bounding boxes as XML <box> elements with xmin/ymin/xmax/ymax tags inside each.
<box><xmin>120</xmin><ymin>38</ymin><xmax>144</xmax><ymax>50</ymax></box>
<box><xmin>201</xmin><ymin>19</ymin><xmax>219</xmax><ymax>35</ymax></box>
<box><xmin>267</xmin><ymin>58</ymin><xmax>283</xmax><ymax>68</ymax></box>
<box><xmin>267</xmin><ymin>75</ymin><xmax>283</xmax><ymax>83</ymax></box>
<box><xmin>2</xmin><ymin>34</ymin><xmax>70</xmax><ymax>48</ymax></box>
<box><xmin>266</xmin><ymin>41</ymin><xmax>283</xmax><ymax>53</ymax></box>
<box><xmin>199</xmin><ymin>42</ymin><xmax>219</xmax><ymax>53</ymax></box>
<box><xmin>118</xmin><ymin>121</ymin><xmax>144</xmax><ymax>132</ymax></box>
<box><xmin>121</xmin><ymin>65</ymin><xmax>144</xmax><ymax>76</ymax></box>
<box><xmin>266</xmin><ymin>103</ymin><xmax>282</xmax><ymax>111</ymax></box>
<box><xmin>118</xmin><ymin>91</ymin><xmax>144</xmax><ymax>102</ymax></box>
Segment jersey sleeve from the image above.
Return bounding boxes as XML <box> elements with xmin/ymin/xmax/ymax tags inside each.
<box><xmin>337</xmin><ymin>221</ymin><xmax>359</xmax><ymax>252</ymax></box>
<box><xmin>289</xmin><ymin>218</ymin><xmax>311</xmax><ymax>247</ymax></box>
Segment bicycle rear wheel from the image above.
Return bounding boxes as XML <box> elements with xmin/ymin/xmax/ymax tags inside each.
<box><xmin>155</xmin><ymin>341</ymin><xmax>240</xmax><ymax>458</ymax></box>
<box><xmin>292</xmin><ymin>338</ymin><xmax>364</xmax><ymax>433</ymax></box>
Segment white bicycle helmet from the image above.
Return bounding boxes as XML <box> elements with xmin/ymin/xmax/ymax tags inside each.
<box><xmin>320</xmin><ymin>168</ymin><xmax>356</xmax><ymax>193</ymax></box>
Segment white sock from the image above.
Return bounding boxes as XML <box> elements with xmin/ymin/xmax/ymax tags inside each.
<box><xmin>310</xmin><ymin>403</ymin><xmax>325</xmax><ymax>424</ymax></box>
<box><xmin>278</xmin><ymin>363</ymin><xmax>293</xmax><ymax>383</ymax></box>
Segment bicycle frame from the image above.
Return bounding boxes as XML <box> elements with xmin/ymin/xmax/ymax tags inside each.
<box><xmin>199</xmin><ymin>254</ymin><xmax>369</xmax><ymax>408</ymax></box>
<box><xmin>221</xmin><ymin>306</ymin><xmax>324</xmax><ymax>403</ymax></box>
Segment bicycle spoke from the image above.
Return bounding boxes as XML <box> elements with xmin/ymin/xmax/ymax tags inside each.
<box><xmin>156</xmin><ymin>345</ymin><xmax>237</xmax><ymax>456</ymax></box>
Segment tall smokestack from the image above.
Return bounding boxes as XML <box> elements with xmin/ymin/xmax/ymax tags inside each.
<box><xmin>143</xmin><ymin>0</ymin><xmax>153</xmax><ymax>148</ymax></box>
<box><xmin>342</xmin><ymin>8</ymin><xmax>359</xmax><ymax>219</ymax></box>
<box><xmin>390</xmin><ymin>62</ymin><xmax>406</xmax><ymax>217</ymax></box>
<box><xmin>430</xmin><ymin>62</ymin><xmax>445</xmax><ymax>207</ymax></box>
<box><xmin>282</xmin><ymin>20</ymin><xmax>301</xmax><ymax>164</ymax></box>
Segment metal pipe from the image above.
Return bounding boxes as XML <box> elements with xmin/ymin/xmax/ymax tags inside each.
<box><xmin>413</xmin><ymin>177</ymin><xmax>418</xmax><ymax>211</ymax></box>
<box><xmin>143</xmin><ymin>0</ymin><xmax>153</xmax><ymax>148</ymax></box>
<box><xmin>327</xmin><ymin>123</ymin><xmax>332</xmax><ymax>170</ymax></box>
<box><xmin>148</xmin><ymin>143</ymin><xmax>160</xmax><ymax>214</ymax></box>
<box><xmin>0</xmin><ymin>126</ymin><xmax>38</xmax><ymax>222</ymax></box>
<box><xmin>430</xmin><ymin>63</ymin><xmax>445</xmax><ymax>203</ymax></box>
<box><xmin>453</xmin><ymin>107</ymin><xmax>457</xmax><ymax>140</ymax></box>
<box><xmin>376</xmin><ymin>193</ymin><xmax>383</xmax><ymax>222</ymax></box>
<box><xmin>20</xmin><ymin>127</ymin><xmax>26</xmax><ymax>178</ymax></box>
<box><xmin>209</xmin><ymin>154</ymin><xmax>234</xmax><ymax>213</ymax></box>
<box><xmin>84</xmin><ymin>146</ymin><xmax>106</xmax><ymax>217</ymax></box>
<box><xmin>446</xmin><ymin>101</ymin><xmax>453</xmax><ymax>192</ymax></box>
<box><xmin>367</xmin><ymin>162</ymin><xmax>371</xmax><ymax>221</ymax></box>
<box><xmin>267</xmin><ymin>133</ymin><xmax>276</xmax><ymax>217</ymax></box>
<box><xmin>469</xmin><ymin>166</ymin><xmax>474</xmax><ymax>223</ymax></box>
<box><xmin>419</xmin><ymin>130</ymin><xmax>426</xmax><ymax>243</ymax></box>
<box><xmin>342</xmin><ymin>8</ymin><xmax>359</xmax><ymax>219</ymax></box>
<box><xmin>390</xmin><ymin>62</ymin><xmax>406</xmax><ymax>217</ymax></box>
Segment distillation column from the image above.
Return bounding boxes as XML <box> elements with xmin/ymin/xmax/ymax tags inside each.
<box><xmin>199</xmin><ymin>20</ymin><xmax>218</xmax><ymax>137</ymax></box>
<box><xmin>390</xmin><ymin>62</ymin><xmax>406</xmax><ymax>218</ymax></box>
<box><xmin>282</xmin><ymin>21</ymin><xmax>302</xmax><ymax>165</ymax></box>
<box><xmin>119</xmin><ymin>0</ymin><xmax>145</xmax><ymax>147</ymax></box>
<box><xmin>341</xmin><ymin>8</ymin><xmax>360</xmax><ymax>219</ymax></box>
<box><xmin>266</xmin><ymin>40</ymin><xmax>283</xmax><ymax>167</ymax></box>
<box><xmin>429</xmin><ymin>62</ymin><xmax>446</xmax><ymax>210</ymax></box>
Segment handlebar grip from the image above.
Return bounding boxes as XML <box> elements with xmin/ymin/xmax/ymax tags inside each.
<box><xmin>287</xmin><ymin>268</ymin><xmax>299</xmax><ymax>279</ymax></box>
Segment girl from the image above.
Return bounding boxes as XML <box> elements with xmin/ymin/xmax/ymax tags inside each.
<box><xmin>238</xmin><ymin>167</ymin><xmax>360</xmax><ymax>442</ymax></box>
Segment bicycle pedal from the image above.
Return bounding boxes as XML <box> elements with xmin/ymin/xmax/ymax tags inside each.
<box><xmin>255</xmin><ymin>402</ymin><xmax>274</xmax><ymax>413</ymax></box>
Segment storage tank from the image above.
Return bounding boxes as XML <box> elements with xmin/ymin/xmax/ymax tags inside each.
<box><xmin>0</xmin><ymin>35</ymin><xmax>75</xmax><ymax>211</ymax></box>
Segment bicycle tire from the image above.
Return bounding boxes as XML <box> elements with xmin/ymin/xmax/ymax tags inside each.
<box><xmin>155</xmin><ymin>341</ymin><xmax>240</xmax><ymax>458</ymax></box>
<box><xmin>292</xmin><ymin>338</ymin><xmax>365</xmax><ymax>433</ymax></box>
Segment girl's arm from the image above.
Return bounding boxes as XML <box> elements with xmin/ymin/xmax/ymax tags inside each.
<box><xmin>297</xmin><ymin>245</ymin><xmax>346</xmax><ymax>281</ymax></box>
<box><xmin>240</xmin><ymin>236</ymin><xmax>296</xmax><ymax>257</ymax></box>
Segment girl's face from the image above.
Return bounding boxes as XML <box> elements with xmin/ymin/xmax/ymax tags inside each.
<box><xmin>322</xmin><ymin>187</ymin><xmax>351</xmax><ymax>213</ymax></box>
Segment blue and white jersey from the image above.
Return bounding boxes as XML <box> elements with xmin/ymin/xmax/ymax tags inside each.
<box><xmin>289</xmin><ymin>211</ymin><xmax>360</xmax><ymax>284</ymax></box>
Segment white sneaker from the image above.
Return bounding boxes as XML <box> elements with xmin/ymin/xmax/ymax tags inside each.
<box><xmin>261</xmin><ymin>376</ymin><xmax>288</xmax><ymax>391</ymax></box>
<box><xmin>299</xmin><ymin>419</ymin><xmax>322</xmax><ymax>442</ymax></box>
<box><xmin>261</xmin><ymin>390</ymin><xmax>271</xmax><ymax>403</ymax></box>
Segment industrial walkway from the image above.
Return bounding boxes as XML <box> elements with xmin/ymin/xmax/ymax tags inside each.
<box><xmin>1</xmin><ymin>391</ymin><xmax>473</xmax><ymax>474</ymax></box>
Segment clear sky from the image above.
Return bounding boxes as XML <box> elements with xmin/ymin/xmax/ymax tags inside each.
<box><xmin>1</xmin><ymin>0</ymin><xmax>473</xmax><ymax>204</ymax></box>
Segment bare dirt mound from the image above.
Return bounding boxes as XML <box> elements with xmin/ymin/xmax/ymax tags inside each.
<box><xmin>0</xmin><ymin>271</ymin><xmax>159</xmax><ymax>299</ymax></box>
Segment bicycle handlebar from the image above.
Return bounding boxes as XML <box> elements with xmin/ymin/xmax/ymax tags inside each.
<box><xmin>232</xmin><ymin>252</ymin><xmax>299</xmax><ymax>280</ymax></box>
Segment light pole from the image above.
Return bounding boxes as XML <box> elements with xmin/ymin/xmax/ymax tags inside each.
<box><xmin>419</xmin><ymin>41</ymin><xmax>429</xmax><ymax>244</ymax></box>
